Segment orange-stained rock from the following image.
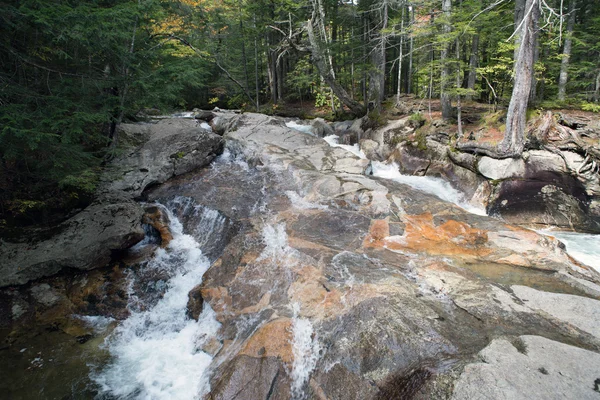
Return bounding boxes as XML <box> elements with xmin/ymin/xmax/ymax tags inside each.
<box><xmin>142</xmin><ymin>206</ymin><xmax>173</xmax><ymax>247</ymax></box>
<box><xmin>363</xmin><ymin>218</ymin><xmax>390</xmax><ymax>248</ymax></box>
<box><xmin>383</xmin><ymin>212</ymin><xmax>490</xmax><ymax>258</ymax></box>
<box><xmin>239</xmin><ymin>318</ymin><xmax>294</xmax><ymax>364</ymax></box>
<box><xmin>287</xmin><ymin>265</ymin><xmax>344</xmax><ymax>320</ymax></box>
<box><xmin>201</xmin><ymin>286</ymin><xmax>233</xmax><ymax>318</ymax></box>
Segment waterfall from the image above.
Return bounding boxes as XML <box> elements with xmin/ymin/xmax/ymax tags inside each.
<box><xmin>369</xmin><ymin>160</ymin><xmax>487</xmax><ymax>216</ymax></box>
<box><xmin>539</xmin><ymin>230</ymin><xmax>600</xmax><ymax>272</ymax></box>
<box><xmin>92</xmin><ymin>205</ymin><xmax>221</xmax><ymax>400</ymax></box>
<box><xmin>320</xmin><ymin>134</ymin><xmax>485</xmax><ymax>215</ymax></box>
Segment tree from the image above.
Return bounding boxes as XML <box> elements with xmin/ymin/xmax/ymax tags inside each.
<box><xmin>557</xmin><ymin>0</ymin><xmax>577</xmax><ymax>101</ymax></box>
<box><xmin>459</xmin><ymin>0</ymin><xmax>541</xmax><ymax>158</ymax></box>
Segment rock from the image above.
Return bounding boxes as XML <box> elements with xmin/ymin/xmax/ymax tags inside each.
<box><xmin>211</xmin><ymin>112</ymin><xmax>243</xmax><ymax>136</ymax></box>
<box><xmin>360</xmin><ymin>139</ymin><xmax>383</xmax><ymax>161</ymax></box>
<box><xmin>0</xmin><ymin>200</ymin><xmax>145</xmax><ymax>287</ymax></box>
<box><xmin>487</xmin><ymin>175</ymin><xmax>600</xmax><ymax>232</ymax></box>
<box><xmin>512</xmin><ymin>285</ymin><xmax>600</xmax><ymax>338</ymax></box>
<box><xmin>195</xmin><ymin>110</ymin><xmax>216</xmax><ymax>122</ymax></box>
<box><xmin>332</xmin><ymin>120</ymin><xmax>353</xmax><ymax>132</ymax></box>
<box><xmin>155</xmin><ymin>111</ymin><xmax>600</xmax><ymax>399</ymax></box>
<box><xmin>30</xmin><ymin>284</ymin><xmax>61</xmax><ymax>307</ymax></box>
<box><xmin>311</xmin><ymin>118</ymin><xmax>334</xmax><ymax>138</ymax></box>
<box><xmin>452</xmin><ymin>336</ymin><xmax>600</xmax><ymax>400</ymax></box>
<box><xmin>186</xmin><ymin>284</ymin><xmax>204</xmax><ymax>321</ymax></box>
<box><xmin>142</xmin><ymin>206</ymin><xmax>172</xmax><ymax>247</ymax></box>
<box><xmin>102</xmin><ymin>118</ymin><xmax>225</xmax><ymax>198</ymax></box>
<box><xmin>477</xmin><ymin>156</ymin><xmax>526</xmax><ymax>180</ymax></box>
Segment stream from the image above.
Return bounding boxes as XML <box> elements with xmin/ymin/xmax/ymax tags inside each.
<box><xmin>1</xmin><ymin>115</ymin><xmax>598</xmax><ymax>399</ymax></box>
<box><xmin>288</xmin><ymin>120</ymin><xmax>600</xmax><ymax>272</ymax></box>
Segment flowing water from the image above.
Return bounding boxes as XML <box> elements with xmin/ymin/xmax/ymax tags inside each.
<box><xmin>320</xmin><ymin>134</ymin><xmax>486</xmax><ymax>215</ymax></box>
<box><xmin>92</xmin><ymin>205</ymin><xmax>222</xmax><ymax>399</ymax></box>
<box><xmin>286</xmin><ymin>121</ymin><xmax>316</xmax><ymax>136</ymax></box>
<box><xmin>538</xmin><ymin>230</ymin><xmax>600</xmax><ymax>272</ymax></box>
<box><xmin>318</xmin><ymin>128</ymin><xmax>599</xmax><ymax>267</ymax></box>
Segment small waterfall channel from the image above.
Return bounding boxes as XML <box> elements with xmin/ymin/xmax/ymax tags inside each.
<box><xmin>92</xmin><ymin>202</ymin><xmax>222</xmax><ymax>399</ymax></box>
<box><xmin>287</xmin><ymin>120</ymin><xmax>600</xmax><ymax>271</ymax></box>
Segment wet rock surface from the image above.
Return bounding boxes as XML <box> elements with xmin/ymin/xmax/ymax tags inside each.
<box><xmin>147</xmin><ymin>112</ymin><xmax>600</xmax><ymax>399</ymax></box>
<box><xmin>2</xmin><ymin>112</ymin><xmax>599</xmax><ymax>399</ymax></box>
<box><xmin>358</xmin><ymin>111</ymin><xmax>600</xmax><ymax>233</ymax></box>
<box><xmin>0</xmin><ymin>118</ymin><xmax>224</xmax><ymax>287</ymax></box>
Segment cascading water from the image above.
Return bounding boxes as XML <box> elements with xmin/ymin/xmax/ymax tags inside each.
<box><xmin>290</xmin><ymin>303</ymin><xmax>322</xmax><ymax>399</ymax></box>
<box><xmin>286</xmin><ymin>121</ymin><xmax>316</xmax><ymax>136</ymax></box>
<box><xmin>369</xmin><ymin>161</ymin><xmax>487</xmax><ymax>216</ymax></box>
<box><xmin>92</xmin><ymin>205</ymin><xmax>221</xmax><ymax>400</ymax></box>
<box><xmin>321</xmin><ymin>134</ymin><xmax>486</xmax><ymax>215</ymax></box>
<box><xmin>323</xmin><ymin>134</ymin><xmax>367</xmax><ymax>159</ymax></box>
<box><xmin>539</xmin><ymin>230</ymin><xmax>600</xmax><ymax>272</ymax></box>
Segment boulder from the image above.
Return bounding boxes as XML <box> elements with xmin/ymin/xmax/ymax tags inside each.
<box><xmin>0</xmin><ymin>200</ymin><xmax>145</xmax><ymax>287</ymax></box>
<box><xmin>477</xmin><ymin>156</ymin><xmax>526</xmax><ymax>180</ymax></box>
<box><xmin>194</xmin><ymin>110</ymin><xmax>216</xmax><ymax>122</ymax></box>
<box><xmin>487</xmin><ymin>172</ymin><xmax>600</xmax><ymax>232</ymax></box>
<box><xmin>186</xmin><ymin>284</ymin><xmax>204</xmax><ymax>321</ymax></box>
<box><xmin>102</xmin><ymin>118</ymin><xmax>225</xmax><ymax>199</ymax></box>
<box><xmin>310</xmin><ymin>118</ymin><xmax>334</xmax><ymax>138</ymax></box>
<box><xmin>0</xmin><ymin>118</ymin><xmax>224</xmax><ymax>287</ymax></box>
<box><xmin>142</xmin><ymin>206</ymin><xmax>172</xmax><ymax>247</ymax></box>
<box><xmin>452</xmin><ymin>336</ymin><xmax>600</xmax><ymax>400</ymax></box>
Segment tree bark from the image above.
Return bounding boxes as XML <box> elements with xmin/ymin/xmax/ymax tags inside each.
<box><xmin>513</xmin><ymin>0</ymin><xmax>526</xmax><ymax>64</ymax></box>
<box><xmin>396</xmin><ymin>5</ymin><xmax>405</xmax><ymax>104</ymax></box>
<box><xmin>440</xmin><ymin>0</ymin><xmax>453</xmax><ymax>119</ymax></box>
<box><xmin>466</xmin><ymin>33</ymin><xmax>479</xmax><ymax>101</ymax></box>
<box><xmin>368</xmin><ymin>0</ymin><xmax>388</xmax><ymax>111</ymax></box>
<box><xmin>458</xmin><ymin>0</ymin><xmax>539</xmax><ymax>158</ymax></box>
<box><xmin>501</xmin><ymin>0</ymin><xmax>540</xmax><ymax>156</ymax></box>
<box><xmin>407</xmin><ymin>4</ymin><xmax>414</xmax><ymax>94</ymax></box>
<box><xmin>595</xmin><ymin>70</ymin><xmax>600</xmax><ymax>102</ymax></box>
<box><xmin>558</xmin><ymin>0</ymin><xmax>576</xmax><ymax>101</ymax></box>
<box><xmin>306</xmin><ymin>15</ymin><xmax>365</xmax><ymax>116</ymax></box>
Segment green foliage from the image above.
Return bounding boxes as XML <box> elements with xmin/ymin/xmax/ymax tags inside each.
<box><xmin>582</xmin><ymin>102</ymin><xmax>600</xmax><ymax>113</ymax></box>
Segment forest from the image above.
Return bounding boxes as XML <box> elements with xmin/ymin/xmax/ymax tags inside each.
<box><xmin>1</xmin><ymin>0</ymin><xmax>600</xmax><ymax>226</ymax></box>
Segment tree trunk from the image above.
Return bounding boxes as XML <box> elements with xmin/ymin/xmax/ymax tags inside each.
<box><xmin>595</xmin><ymin>70</ymin><xmax>600</xmax><ymax>102</ymax></box>
<box><xmin>514</xmin><ymin>0</ymin><xmax>526</xmax><ymax>64</ymax></box>
<box><xmin>306</xmin><ymin>15</ymin><xmax>364</xmax><ymax>116</ymax></box>
<box><xmin>466</xmin><ymin>33</ymin><xmax>479</xmax><ymax>101</ymax></box>
<box><xmin>558</xmin><ymin>0</ymin><xmax>576</xmax><ymax>101</ymax></box>
<box><xmin>368</xmin><ymin>0</ymin><xmax>388</xmax><ymax>111</ymax></box>
<box><xmin>407</xmin><ymin>5</ymin><xmax>414</xmax><ymax>94</ymax></box>
<box><xmin>456</xmin><ymin>37</ymin><xmax>463</xmax><ymax>138</ymax></box>
<box><xmin>396</xmin><ymin>5</ymin><xmax>405</xmax><ymax>104</ymax></box>
<box><xmin>501</xmin><ymin>0</ymin><xmax>540</xmax><ymax>157</ymax></box>
<box><xmin>458</xmin><ymin>0</ymin><xmax>539</xmax><ymax>158</ymax></box>
<box><xmin>529</xmin><ymin>10</ymin><xmax>540</xmax><ymax>104</ymax></box>
<box><xmin>440</xmin><ymin>0</ymin><xmax>453</xmax><ymax>119</ymax></box>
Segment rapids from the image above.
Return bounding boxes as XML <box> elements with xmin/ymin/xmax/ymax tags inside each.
<box><xmin>92</xmin><ymin>204</ymin><xmax>221</xmax><ymax>399</ymax></box>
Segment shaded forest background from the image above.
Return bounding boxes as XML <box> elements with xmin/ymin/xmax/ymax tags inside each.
<box><xmin>1</xmin><ymin>0</ymin><xmax>599</xmax><ymax>226</ymax></box>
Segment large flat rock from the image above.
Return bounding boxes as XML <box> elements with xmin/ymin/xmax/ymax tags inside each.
<box><xmin>453</xmin><ymin>335</ymin><xmax>600</xmax><ymax>400</ymax></box>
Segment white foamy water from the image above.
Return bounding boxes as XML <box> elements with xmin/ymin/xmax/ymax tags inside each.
<box><xmin>370</xmin><ymin>161</ymin><xmax>487</xmax><ymax>216</ymax></box>
<box><xmin>320</xmin><ymin>135</ymin><xmax>484</xmax><ymax>215</ymax></box>
<box><xmin>540</xmin><ymin>231</ymin><xmax>600</xmax><ymax>272</ymax></box>
<box><xmin>290</xmin><ymin>304</ymin><xmax>322</xmax><ymax>399</ymax></box>
<box><xmin>92</xmin><ymin>206</ymin><xmax>221</xmax><ymax>400</ymax></box>
<box><xmin>285</xmin><ymin>191</ymin><xmax>328</xmax><ymax>210</ymax></box>
<box><xmin>323</xmin><ymin>134</ymin><xmax>367</xmax><ymax>159</ymax></box>
<box><xmin>286</xmin><ymin>121</ymin><xmax>315</xmax><ymax>135</ymax></box>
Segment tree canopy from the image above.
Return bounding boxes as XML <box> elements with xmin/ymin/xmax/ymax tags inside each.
<box><xmin>2</xmin><ymin>0</ymin><xmax>600</xmax><ymax>225</ymax></box>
